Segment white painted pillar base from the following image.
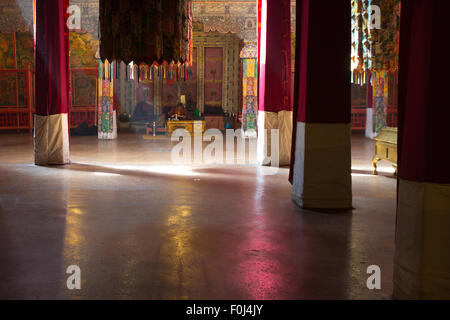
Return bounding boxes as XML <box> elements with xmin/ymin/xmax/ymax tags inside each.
<box><xmin>292</xmin><ymin>122</ymin><xmax>352</xmax><ymax>209</ymax></box>
<box><xmin>34</xmin><ymin>114</ymin><xmax>70</xmax><ymax>165</ymax></box>
<box><xmin>257</xmin><ymin>110</ymin><xmax>293</xmax><ymax>166</ymax></box>
<box><xmin>394</xmin><ymin>179</ymin><xmax>450</xmax><ymax>299</ymax></box>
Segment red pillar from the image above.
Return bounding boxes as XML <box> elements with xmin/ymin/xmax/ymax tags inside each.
<box><xmin>290</xmin><ymin>0</ymin><xmax>352</xmax><ymax>209</ymax></box>
<box><xmin>34</xmin><ymin>0</ymin><xmax>71</xmax><ymax>165</ymax></box>
<box><xmin>394</xmin><ymin>0</ymin><xmax>450</xmax><ymax>299</ymax></box>
<box><xmin>257</xmin><ymin>0</ymin><xmax>292</xmax><ymax>166</ymax></box>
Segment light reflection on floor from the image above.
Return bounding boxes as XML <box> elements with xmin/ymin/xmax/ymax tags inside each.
<box><xmin>0</xmin><ymin>133</ymin><xmax>396</xmax><ymax>299</ymax></box>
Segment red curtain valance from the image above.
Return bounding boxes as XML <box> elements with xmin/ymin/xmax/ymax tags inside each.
<box><xmin>99</xmin><ymin>0</ymin><xmax>193</xmax><ymax>66</ymax></box>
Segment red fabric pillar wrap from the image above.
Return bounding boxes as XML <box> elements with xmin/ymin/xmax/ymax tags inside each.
<box><xmin>289</xmin><ymin>0</ymin><xmax>351</xmax><ymax>183</ymax></box>
<box><xmin>35</xmin><ymin>0</ymin><xmax>70</xmax><ymax>116</ymax></box>
<box><xmin>257</xmin><ymin>0</ymin><xmax>262</xmax><ymax>73</ymax></box>
<box><xmin>398</xmin><ymin>0</ymin><xmax>450</xmax><ymax>183</ymax></box>
<box><xmin>258</xmin><ymin>0</ymin><xmax>292</xmax><ymax>112</ymax></box>
<box><xmin>294</xmin><ymin>0</ymin><xmax>350</xmax><ymax>124</ymax></box>
<box><xmin>289</xmin><ymin>0</ymin><xmax>306</xmax><ymax>183</ymax></box>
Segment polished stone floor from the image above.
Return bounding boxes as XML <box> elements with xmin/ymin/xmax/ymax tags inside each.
<box><xmin>0</xmin><ymin>132</ymin><xmax>397</xmax><ymax>299</ymax></box>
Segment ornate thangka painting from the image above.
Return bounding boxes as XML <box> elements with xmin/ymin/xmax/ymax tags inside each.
<box><xmin>72</xmin><ymin>70</ymin><xmax>97</xmax><ymax>107</ymax></box>
<box><xmin>15</xmin><ymin>32</ymin><xmax>34</xmax><ymax>69</ymax></box>
<box><xmin>0</xmin><ymin>33</ymin><xmax>14</xmax><ymax>69</ymax></box>
<box><xmin>0</xmin><ymin>74</ymin><xmax>16</xmax><ymax>106</ymax></box>
<box><xmin>0</xmin><ymin>33</ymin><xmax>29</xmax><ymax>107</ymax></box>
<box><xmin>0</xmin><ymin>33</ymin><xmax>16</xmax><ymax>107</ymax></box>
<box><xmin>70</xmin><ymin>33</ymin><xmax>98</xmax><ymax>68</ymax></box>
<box><xmin>69</xmin><ymin>32</ymin><xmax>99</xmax><ymax>109</ymax></box>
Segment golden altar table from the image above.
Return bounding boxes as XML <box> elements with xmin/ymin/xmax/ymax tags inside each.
<box><xmin>372</xmin><ymin>127</ymin><xmax>398</xmax><ymax>175</ymax></box>
<box><xmin>167</xmin><ymin>120</ymin><xmax>206</xmax><ymax>135</ymax></box>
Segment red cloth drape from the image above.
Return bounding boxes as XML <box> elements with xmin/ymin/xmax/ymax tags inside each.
<box><xmin>258</xmin><ymin>0</ymin><xmax>292</xmax><ymax>112</ymax></box>
<box><xmin>294</xmin><ymin>0</ymin><xmax>350</xmax><ymax>123</ymax></box>
<box><xmin>289</xmin><ymin>0</ymin><xmax>351</xmax><ymax>183</ymax></box>
<box><xmin>35</xmin><ymin>0</ymin><xmax>70</xmax><ymax>116</ymax></box>
<box><xmin>257</xmin><ymin>0</ymin><xmax>262</xmax><ymax>84</ymax></box>
<box><xmin>99</xmin><ymin>0</ymin><xmax>193</xmax><ymax>65</ymax></box>
<box><xmin>398</xmin><ymin>0</ymin><xmax>450</xmax><ymax>183</ymax></box>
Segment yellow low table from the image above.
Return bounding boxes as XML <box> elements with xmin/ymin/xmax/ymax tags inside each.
<box><xmin>167</xmin><ymin>120</ymin><xmax>206</xmax><ymax>135</ymax></box>
<box><xmin>372</xmin><ymin>127</ymin><xmax>398</xmax><ymax>175</ymax></box>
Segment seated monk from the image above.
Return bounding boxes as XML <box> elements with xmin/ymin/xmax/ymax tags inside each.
<box><xmin>132</xmin><ymin>100</ymin><xmax>155</xmax><ymax>121</ymax></box>
<box><xmin>168</xmin><ymin>103</ymin><xmax>190</xmax><ymax>120</ymax></box>
<box><xmin>132</xmin><ymin>87</ymin><xmax>156</xmax><ymax>121</ymax></box>
<box><xmin>133</xmin><ymin>101</ymin><xmax>168</xmax><ymax>127</ymax></box>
